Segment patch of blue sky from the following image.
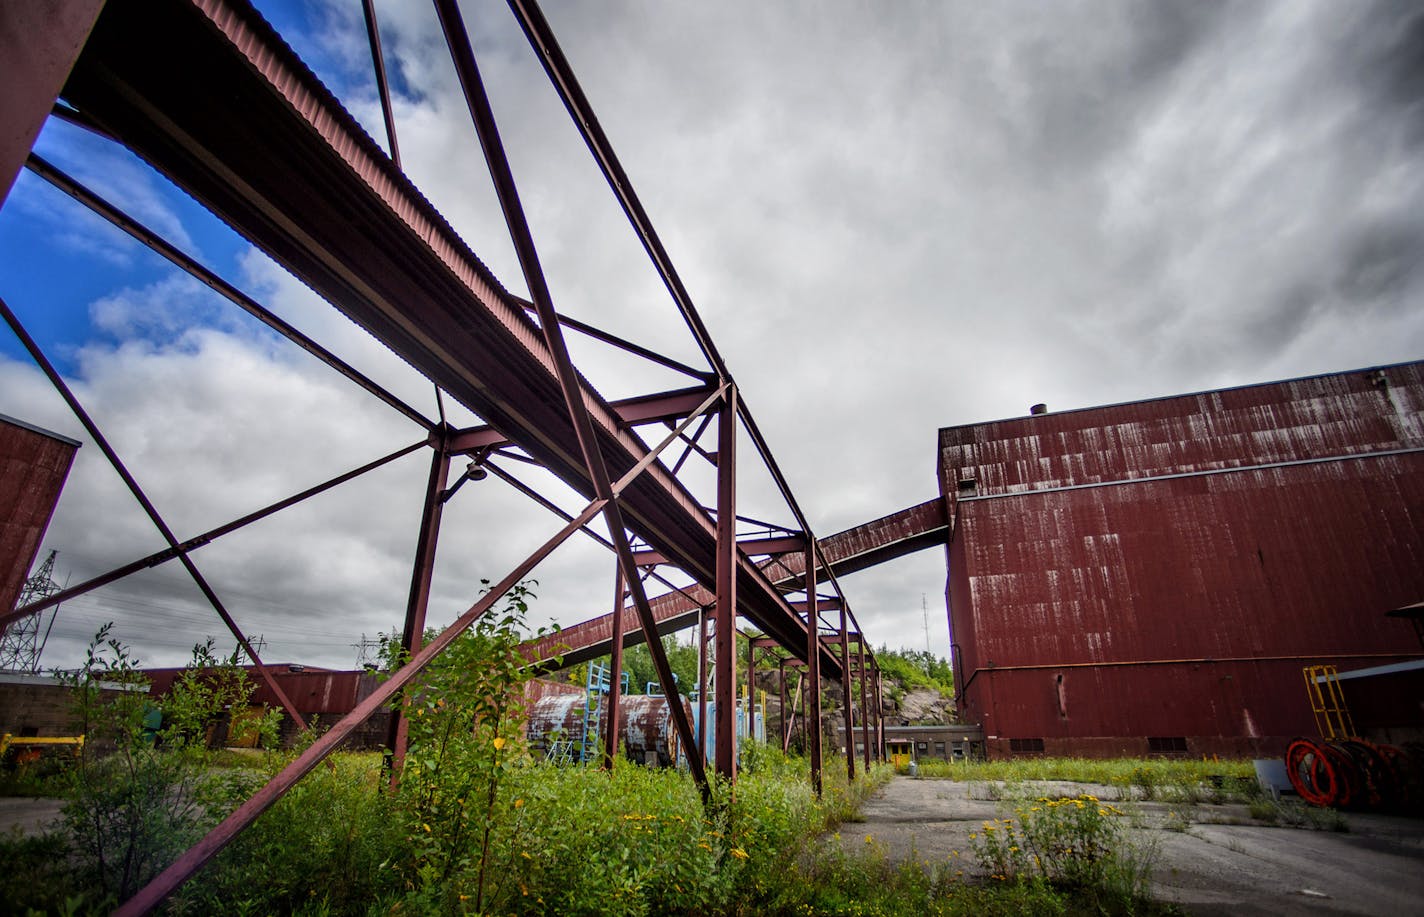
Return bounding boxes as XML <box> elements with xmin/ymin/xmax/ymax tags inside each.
<box><xmin>1</xmin><ymin>116</ymin><xmax>279</xmax><ymax>376</ymax></box>
<box><xmin>1</xmin><ymin>0</ymin><xmax>406</xmax><ymax>379</ymax></box>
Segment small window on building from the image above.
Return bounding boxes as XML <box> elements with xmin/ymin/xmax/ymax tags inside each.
<box><xmin>19</xmin><ymin>726</ymin><xmax>39</xmax><ymax>738</ymax></box>
<box><xmin>934</xmin><ymin>741</ymin><xmax>946</xmax><ymax>758</ymax></box>
<box><xmin>1009</xmin><ymin>737</ymin><xmax>1045</xmax><ymax>755</ymax></box>
<box><xmin>916</xmin><ymin>741</ymin><xmax>929</xmax><ymax>752</ymax></box>
<box><xmin>957</xmin><ymin>476</ymin><xmax>976</xmax><ymax>496</ymax></box>
<box><xmin>1147</xmin><ymin>736</ymin><xmax>1189</xmax><ymax>756</ymax></box>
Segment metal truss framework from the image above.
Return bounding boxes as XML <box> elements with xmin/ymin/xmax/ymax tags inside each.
<box><xmin>0</xmin><ymin>0</ymin><xmax>909</xmax><ymax>911</ymax></box>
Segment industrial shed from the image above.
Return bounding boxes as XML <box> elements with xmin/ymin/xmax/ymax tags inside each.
<box><xmin>940</xmin><ymin>361</ymin><xmax>1424</xmax><ymax>759</ymax></box>
<box><xmin>0</xmin><ymin>413</ymin><xmax>79</xmax><ymax>618</ymax></box>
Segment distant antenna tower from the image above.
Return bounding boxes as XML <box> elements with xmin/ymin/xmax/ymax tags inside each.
<box><xmin>0</xmin><ymin>550</ymin><xmax>64</xmax><ymax>674</ymax></box>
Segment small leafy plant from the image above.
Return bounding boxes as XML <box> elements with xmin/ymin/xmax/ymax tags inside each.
<box><xmin>969</xmin><ymin>793</ymin><xmax>1156</xmax><ymax>909</ymax></box>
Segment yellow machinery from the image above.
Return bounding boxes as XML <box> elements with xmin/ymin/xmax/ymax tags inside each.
<box><xmin>0</xmin><ymin>733</ymin><xmax>85</xmax><ymax>767</ymax></box>
<box><xmin>1302</xmin><ymin>664</ymin><xmax>1357</xmax><ymax>741</ymax></box>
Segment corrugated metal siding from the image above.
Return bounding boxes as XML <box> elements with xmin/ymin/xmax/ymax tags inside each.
<box><xmin>941</xmin><ymin>363</ymin><xmax>1424</xmax><ymax>497</ymax></box>
<box><xmin>143</xmin><ymin>667</ymin><xmax>363</xmax><ymax>715</ymax></box>
<box><xmin>942</xmin><ymin>363</ymin><xmax>1424</xmax><ymax>757</ymax></box>
<box><xmin>0</xmin><ymin>417</ymin><xmax>79</xmax><ymax>615</ymax></box>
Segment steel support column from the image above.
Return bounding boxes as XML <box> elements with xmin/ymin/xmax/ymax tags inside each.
<box><xmin>875</xmin><ymin>668</ymin><xmax>885</xmax><ymax>762</ymax></box>
<box><xmin>777</xmin><ymin>656</ymin><xmax>787</xmax><ymax>750</ymax></box>
<box><xmin>858</xmin><ymin>638</ymin><xmax>871</xmax><ymax>771</ymax></box>
<box><xmin>714</xmin><ymin>389</ymin><xmax>738</xmax><ymax>780</ymax></box>
<box><xmin>747</xmin><ymin>638</ymin><xmax>756</xmax><ymax>745</ymax></box>
<box><xmin>0</xmin><ymin>295</ymin><xmax>307</xmax><ymax>730</ymax></box>
<box><xmin>799</xmin><ymin>669</ymin><xmax>809</xmax><ymax>757</ymax></box>
<box><xmin>805</xmin><ymin>546</ymin><xmax>822</xmax><ymax>796</ymax></box>
<box><xmin>385</xmin><ymin>438</ymin><xmax>452</xmax><ymax>778</ymax></box>
<box><xmin>602</xmin><ymin>563</ymin><xmax>626</xmax><ymax>770</ymax></box>
<box><xmin>697</xmin><ymin>606</ymin><xmax>708</xmax><ymax>763</ymax></box>
<box><xmin>841</xmin><ymin>604</ymin><xmax>854</xmax><ymax>782</ymax></box>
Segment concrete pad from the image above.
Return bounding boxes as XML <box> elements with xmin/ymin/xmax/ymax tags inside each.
<box><xmin>834</xmin><ymin>777</ymin><xmax>1424</xmax><ymax>915</ymax></box>
<box><xmin>0</xmin><ymin>797</ymin><xmax>64</xmax><ymax>837</ymax></box>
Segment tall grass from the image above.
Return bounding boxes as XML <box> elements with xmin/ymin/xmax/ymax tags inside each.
<box><xmin>912</xmin><ymin>756</ymin><xmax>1258</xmax><ymax>802</ymax></box>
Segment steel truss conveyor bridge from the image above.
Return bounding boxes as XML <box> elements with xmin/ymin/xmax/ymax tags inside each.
<box><xmin>0</xmin><ymin>1</ymin><xmax>946</xmax><ymax>912</ymax></box>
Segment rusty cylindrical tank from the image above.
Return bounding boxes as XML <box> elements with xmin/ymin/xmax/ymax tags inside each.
<box><xmin>525</xmin><ymin>693</ymin><xmax>690</xmax><ymax>767</ymax></box>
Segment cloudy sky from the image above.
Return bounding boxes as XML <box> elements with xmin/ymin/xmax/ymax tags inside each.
<box><xmin>2</xmin><ymin>0</ymin><xmax>1422</xmax><ymax>671</ymax></box>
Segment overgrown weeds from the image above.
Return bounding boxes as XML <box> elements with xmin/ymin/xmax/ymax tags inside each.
<box><xmin>1247</xmin><ymin>796</ymin><xmax>1348</xmax><ymax>831</ymax></box>
<box><xmin>967</xmin><ymin>793</ymin><xmax>1157</xmax><ymax>910</ymax></box>
<box><xmin>913</xmin><ymin>756</ymin><xmax>1258</xmax><ymax>803</ymax></box>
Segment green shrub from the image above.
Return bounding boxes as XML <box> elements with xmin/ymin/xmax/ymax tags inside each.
<box><xmin>968</xmin><ymin>793</ymin><xmax>1156</xmax><ymax>910</ymax></box>
<box><xmin>58</xmin><ymin>626</ymin><xmax>277</xmax><ymax>904</ymax></box>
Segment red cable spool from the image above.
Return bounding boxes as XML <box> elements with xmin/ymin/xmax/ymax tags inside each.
<box><xmin>1286</xmin><ymin>737</ymin><xmax>1338</xmax><ymax>807</ymax></box>
<box><xmin>1322</xmin><ymin>742</ymin><xmax>1361</xmax><ymax>808</ymax></box>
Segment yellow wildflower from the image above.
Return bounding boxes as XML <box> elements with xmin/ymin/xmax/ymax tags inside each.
<box><xmin>493</xmin><ymin>736</ymin><xmax>506</xmax><ymax>751</ymax></box>
<box><xmin>730</xmin><ymin>847</ymin><xmax>749</xmax><ymax>860</ymax></box>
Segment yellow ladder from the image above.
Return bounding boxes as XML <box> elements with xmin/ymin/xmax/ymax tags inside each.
<box><xmin>1302</xmin><ymin>665</ymin><xmax>1357</xmax><ymax>740</ymax></box>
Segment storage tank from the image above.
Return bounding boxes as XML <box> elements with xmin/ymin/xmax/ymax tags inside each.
<box><xmin>525</xmin><ymin>693</ymin><xmax>690</xmax><ymax>767</ymax></box>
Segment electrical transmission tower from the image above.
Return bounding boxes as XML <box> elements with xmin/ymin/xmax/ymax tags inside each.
<box><xmin>0</xmin><ymin>550</ymin><xmax>64</xmax><ymax>674</ymax></box>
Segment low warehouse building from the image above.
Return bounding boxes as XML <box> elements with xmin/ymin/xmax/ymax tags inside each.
<box><xmin>940</xmin><ymin>361</ymin><xmax>1424</xmax><ymax>758</ymax></box>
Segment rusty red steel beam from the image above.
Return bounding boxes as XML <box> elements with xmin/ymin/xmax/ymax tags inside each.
<box><xmin>859</xmin><ymin>640</ymin><xmax>871</xmax><ymax>771</ymax></box>
<box><xmin>384</xmin><ymin>436</ymin><xmax>452</xmax><ymax>778</ymax></box>
<box><xmin>430</xmin><ymin>0</ymin><xmax>708</xmax><ymax>799</ymax></box>
<box><xmin>1</xmin><ymin>438</ymin><xmax>426</xmax><ymax>629</ymax></box>
<box><xmin>805</xmin><ymin>544</ymin><xmax>823</xmax><ymax>795</ymax></box>
<box><xmin>0</xmin><ymin>295</ymin><xmax>308</xmax><ymax>731</ymax></box>
<box><xmin>602</xmin><ymin>563</ymin><xmax>627</xmax><ymax>770</ymax></box>
<box><xmin>505</xmin><ymin>0</ymin><xmax>726</xmax><ymax>379</ymax></box>
<box><xmin>115</xmin><ymin>494</ymin><xmax>612</xmax><ymax>917</ymax></box>
<box><xmin>524</xmin><ymin>498</ymin><xmax>947</xmax><ymax>669</ymax></box>
<box><xmin>714</xmin><ymin>385</ymin><xmax>737</xmax><ymax>780</ymax></box>
<box><xmin>117</xmin><ymin>345</ymin><xmax>714</xmax><ymax>910</ymax></box>
<box><xmin>502</xmin><ymin>0</ymin><xmax>866</xmax><ymax>698</ymax></box>
<box><xmin>633</xmin><ymin>533</ymin><xmax>805</xmax><ymax>567</ymax></box>
<box><xmin>446</xmin><ymin>383</ymin><xmax>717</xmax><ymax>454</ymax></box>
<box><xmin>359</xmin><ymin>0</ymin><xmax>400</xmax><ymax>169</ymax></box>
<box><xmin>57</xmin><ymin>0</ymin><xmax>815</xmax><ymax>664</ymax></box>
<box><xmin>769</xmin><ymin>497</ymin><xmax>948</xmax><ymax>584</ymax></box>
<box><xmin>512</xmin><ymin>296</ymin><xmax>708</xmax><ymax>381</ymax></box>
<box><xmin>840</xmin><ymin>602</ymin><xmax>854</xmax><ymax>782</ymax></box>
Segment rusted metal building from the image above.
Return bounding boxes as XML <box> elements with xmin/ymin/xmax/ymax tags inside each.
<box><xmin>0</xmin><ymin>413</ymin><xmax>79</xmax><ymax>618</ymax></box>
<box><xmin>941</xmin><ymin>362</ymin><xmax>1424</xmax><ymax>759</ymax></box>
